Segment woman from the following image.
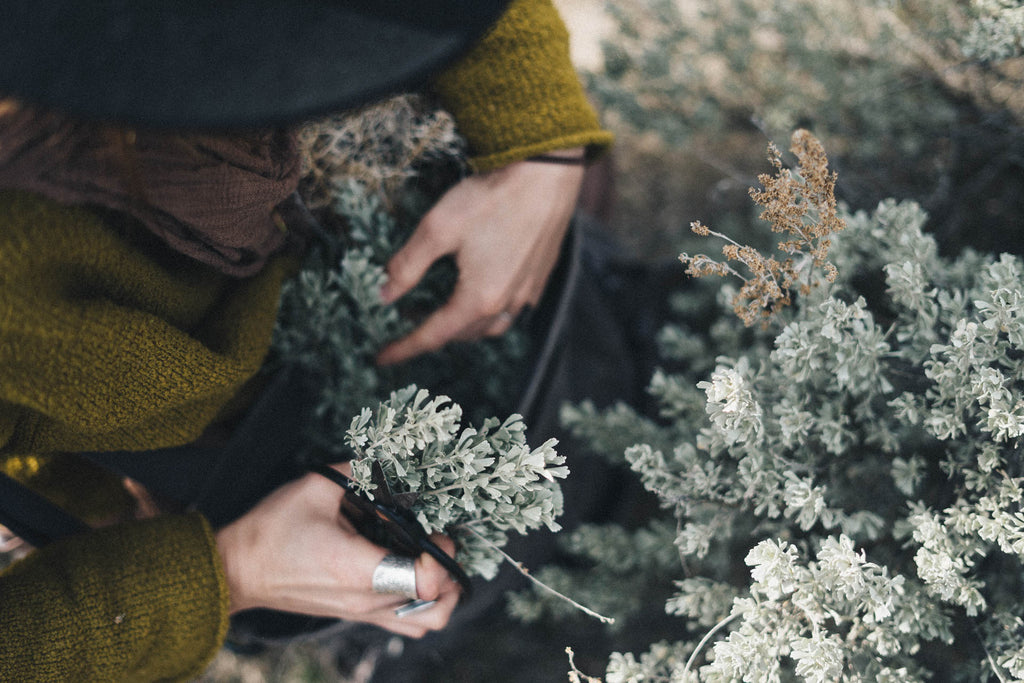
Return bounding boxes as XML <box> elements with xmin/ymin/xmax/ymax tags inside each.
<box><xmin>0</xmin><ymin>0</ymin><xmax>612</xmax><ymax>679</ymax></box>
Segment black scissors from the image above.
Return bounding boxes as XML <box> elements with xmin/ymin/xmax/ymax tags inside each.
<box><xmin>309</xmin><ymin>461</ymin><xmax>473</xmax><ymax>601</ymax></box>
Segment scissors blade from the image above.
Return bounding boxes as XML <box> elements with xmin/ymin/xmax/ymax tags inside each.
<box><xmin>370</xmin><ymin>460</ymin><xmax>422</xmax><ymax>510</ymax></box>
<box><xmin>369</xmin><ymin>461</ymin><xmax>396</xmax><ymax>507</ymax></box>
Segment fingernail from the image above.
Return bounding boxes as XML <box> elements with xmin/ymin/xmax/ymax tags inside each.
<box><xmin>379</xmin><ymin>284</ymin><xmax>394</xmax><ymax>304</ymax></box>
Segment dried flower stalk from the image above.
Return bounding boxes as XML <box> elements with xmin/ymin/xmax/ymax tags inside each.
<box><xmin>681</xmin><ymin>129</ymin><xmax>844</xmax><ymax>326</ymax></box>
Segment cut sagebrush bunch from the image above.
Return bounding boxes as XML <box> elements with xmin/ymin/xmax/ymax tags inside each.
<box><xmin>328</xmin><ymin>386</ymin><xmax>615</xmax><ymax>623</ymax></box>
<box><xmin>342</xmin><ymin>385</ymin><xmax>568</xmax><ymax>581</ymax></box>
<box><xmin>681</xmin><ymin>129</ymin><xmax>844</xmax><ymax>326</ymax></box>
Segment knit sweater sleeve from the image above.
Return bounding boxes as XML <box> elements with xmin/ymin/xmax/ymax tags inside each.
<box><xmin>432</xmin><ymin>0</ymin><xmax>614</xmax><ymax>171</ymax></box>
<box><xmin>0</xmin><ymin>513</ymin><xmax>229</xmax><ymax>682</ymax></box>
<box><xmin>0</xmin><ymin>190</ymin><xmax>289</xmax><ymax>680</ymax></box>
<box><xmin>0</xmin><ymin>190</ymin><xmax>289</xmax><ymax>454</ymax></box>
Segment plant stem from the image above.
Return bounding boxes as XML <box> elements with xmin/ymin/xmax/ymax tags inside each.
<box><xmin>462</xmin><ymin>526</ymin><xmax>615</xmax><ymax>624</ymax></box>
<box><xmin>565</xmin><ymin>647</ymin><xmax>604</xmax><ymax>683</ymax></box>
<box><xmin>975</xmin><ymin>623</ymin><xmax>1010</xmax><ymax>683</ymax></box>
<box><xmin>682</xmin><ymin>611</ymin><xmax>742</xmax><ymax>675</ymax></box>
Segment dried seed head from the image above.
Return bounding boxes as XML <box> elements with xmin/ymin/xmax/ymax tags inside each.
<box><xmin>678</xmin><ymin>130</ymin><xmax>845</xmax><ymax>326</ymax></box>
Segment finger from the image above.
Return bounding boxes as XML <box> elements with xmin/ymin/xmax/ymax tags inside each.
<box><xmin>381</xmin><ymin>215</ymin><xmax>453</xmax><ymax>304</ymax></box>
<box><xmin>376</xmin><ymin>292</ymin><xmax>484</xmax><ymax>365</ymax></box>
<box><xmin>312</xmin><ymin>548</ymin><xmax>432</xmax><ymax>620</ymax></box>
<box><xmin>413</xmin><ymin>537</ymin><xmax>461</xmax><ymax>602</ymax></box>
<box><xmin>303</xmin><ymin>461</ymin><xmax>357</xmax><ymax>514</ymax></box>
<box><xmin>482</xmin><ymin>310</ymin><xmax>516</xmax><ymax>338</ymax></box>
<box><xmin>396</xmin><ymin>589</ymin><xmax>460</xmax><ymax>634</ymax></box>
<box><xmin>328</xmin><ymin>591</ymin><xmax>419</xmax><ymax>618</ymax></box>
<box><xmin>481</xmin><ymin>281</ymin><xmax>541</xmax><ymax>337</ymax></box>
<box><xmin>363</xmin><ymin>538</ymin><xmax>462</xmax><ymax>637</ymax></box>
<box><xmin>375</xmin><ymin>583</ymin><xmax>460</xmax><ymax>637</ymax></box>
<box><xmin>352</xmin><ymin>599</ymin><xmax>434</xmax><ymax>638</ymax></box>
<box><xmin>483</xmin><ymin>286</ymin><xmax>536</xmax><ymax>337</ymax></box>
<box><xmin>378</xmin><ymin>619</ymin><xmax>431</xmax><ymax>639</ymax></box>
<box><xmin>428</xmin><ymin>533</ymin><xmax>457</xmax><ymax>559</ymax></box>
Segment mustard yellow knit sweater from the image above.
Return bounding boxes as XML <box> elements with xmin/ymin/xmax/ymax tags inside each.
<box><xmin>0</xmin><ymin>1</ymin><xmax>611</xmax><ymax>679</ymax></box>
<box><xmin>0</xmin><ymin>190</ymin><xmax>281</xmax><ymax>680</ymax></box>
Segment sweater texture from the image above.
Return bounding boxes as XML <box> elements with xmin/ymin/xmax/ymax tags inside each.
<box><xmin>0</xmin><ymin>193</ymin><xmax>290</xmax><ymax>455</ymax></box>
<box><xmin>0</xmin><ymin>513</ymin><xmax>229</xmax><ymax>682</ymax></box>
<box><xmin>0</xmin><ymin>190</ymin><xmax>282</xmax><ymax>680</ymax></box>
<box><xmin>433</xmin><ymin>0</ymin><xmax>614</xmax><ymax>171</ymax></box>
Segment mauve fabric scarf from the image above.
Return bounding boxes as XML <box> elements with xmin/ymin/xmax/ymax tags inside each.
<box><xmin>0</xmin><ymin>109</ymin><xmax>300</xmax><ymax>277</ymax></box>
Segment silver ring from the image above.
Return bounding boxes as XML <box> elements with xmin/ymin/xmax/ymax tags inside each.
<box><xmin>497</xmin><ymin>310</ymin><xmax>514</xmax><ymax>324</ymax></box>
<box><xmin>372</xmin><ymin>554</ymin><xmax>418</xmax><ymax>599</ymax></box>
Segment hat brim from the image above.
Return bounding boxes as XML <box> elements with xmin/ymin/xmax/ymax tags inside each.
<box><xmin>0</xmin><ymin>0</ymin><xmax>509</xmax><ymax>129</ymax></box>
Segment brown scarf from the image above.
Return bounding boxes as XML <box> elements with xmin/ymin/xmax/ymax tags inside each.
<box><xmin>0</xmin><ymin>106</ymin><xmax>300</xmax><ymax>277</ymax></box>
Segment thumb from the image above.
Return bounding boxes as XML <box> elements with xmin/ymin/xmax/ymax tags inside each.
<box><xmin>381</xmin><ymin>217</ymin><xmax>452</xmax><ymax>304</ymax></box>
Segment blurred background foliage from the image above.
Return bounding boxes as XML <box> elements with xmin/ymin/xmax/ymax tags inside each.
<box><xmin>585</xmin><ymin>0</ymin><xmax>1024</xmax><ymax>261</ymax></box>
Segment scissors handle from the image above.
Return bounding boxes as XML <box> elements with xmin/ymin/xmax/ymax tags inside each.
<box><xmin>309</xmin><ymin>462</ymin><xmax>358</xmax><ymax>494</ymax></box>
<box><xmin>309</xmin><ymin>463</ymin><xmax>473</xmax><ymax>599</ymax></box>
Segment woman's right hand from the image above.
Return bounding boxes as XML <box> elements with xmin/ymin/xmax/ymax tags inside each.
<box><xmin>214</xmin><ymin>463</ymin><xmax>462</xmax><ymax>639</ymax></box>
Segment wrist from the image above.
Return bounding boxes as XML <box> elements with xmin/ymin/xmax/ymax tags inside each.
<box><xmin>215</xmin><ymin>520</ymin><xmax>258</xmax><ymax>614</ymax></box>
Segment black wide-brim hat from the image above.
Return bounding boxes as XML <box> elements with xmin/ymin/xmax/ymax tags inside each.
<box><xmin>0</xmin><ymin>0</ymin><xmax>509</xmax><ymax>129</ymax></box>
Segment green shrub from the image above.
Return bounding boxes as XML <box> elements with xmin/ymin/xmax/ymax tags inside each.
<box><xmin>514</xmin><ymin>7</ymin><xmax>1024</xmax><ymax>676</ymax></box>
<box><xmin>521</xmin><ymin>129</ymin><xmax>1024</xmax><ymax>681</ymax></box>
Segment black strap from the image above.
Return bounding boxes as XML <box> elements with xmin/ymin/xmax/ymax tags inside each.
<box><xmin>525</xmin><ymin>153</ymin><xmax>588</xmax><ymax>165</ymax></box>
<box><xmin>0</xmin><ymin>471</ymin><xmax>89</xmax><ymax>547</ymax></box>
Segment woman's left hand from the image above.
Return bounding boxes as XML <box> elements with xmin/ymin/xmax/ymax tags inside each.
<box><xmin>376</xmin><ymin>148</ymin><xmax>585</xmax><ymax>366</ymax></box>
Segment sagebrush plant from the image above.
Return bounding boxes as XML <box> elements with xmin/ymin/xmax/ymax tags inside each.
<box><xmin>513</xmin><ymin>131</ymin><xmax>1024</xmax><ymax>681</ymax></box>
<box><xmin>589</xmin><ymin>0</ymin><xmax>978</xmax><ymax>160</ymax></box>
<box><xmin>272</xmin><ymin>95</ymin><xmax>562</xmax><ymax>578</ymax></box>
<box><xmin>297</xmin><ymin>94</ymin><xmax>466</xmax><ymax>212</ymax></box>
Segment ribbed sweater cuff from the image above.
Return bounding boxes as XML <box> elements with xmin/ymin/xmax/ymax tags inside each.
<box><xmin>0</xmin><ymin>512</ymin><xmax>229</xmax><ymax>682</ymax></box>
<box><xmin>432</xmin><ymin>0</ymin><xmax>614</xmax><ymax>173</ymax></box>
